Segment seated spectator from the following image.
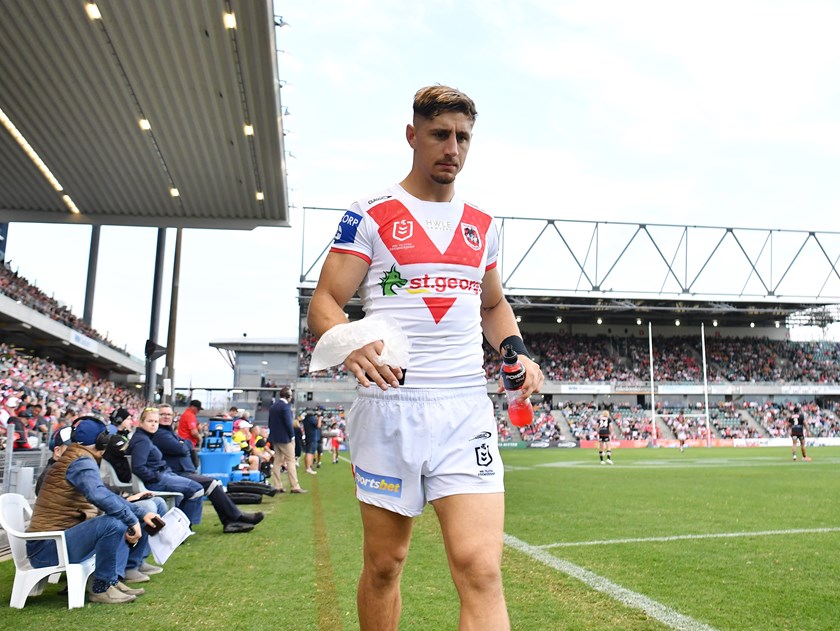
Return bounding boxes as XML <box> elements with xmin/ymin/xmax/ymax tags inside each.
<box><xmin>153</xmin><ymin>403</ymin><xmax>262</xmax><ymax>533</ymax></box>
<box><xmin>128</xmin><ymin>407</ymin><xmax>206</xmax><ymax>527</ymax></box>
<box><xmin>26</xmin><ymin>417</ymin><xmax>160</xmax><ymax>603</ymax></box>
<box><xmin>232</xmin><ymin>419</ymin><xmax>259</xmax><ymax>471</ymax></box>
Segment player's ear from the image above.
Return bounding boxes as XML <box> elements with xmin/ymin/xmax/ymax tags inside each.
<box><xmin>406</xmin><ymin>123</ymin><xmax>416</xmax><ymax>149</ymax></box>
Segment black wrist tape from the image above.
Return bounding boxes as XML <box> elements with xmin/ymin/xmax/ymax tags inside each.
<box><xmin>499</xmin><ymin>335</ymin><xmax>531</xmax><ymax>359</ymax></box>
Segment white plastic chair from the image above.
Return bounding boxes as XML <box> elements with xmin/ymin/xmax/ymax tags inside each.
<box><xmin>0</xmin><ymin>492</ymin><xmax>96</xmax><ymax>609</ymax></box>
<box><xmin>100</xmin><ymin>458</ymin><xmax>183</xmax><ymax>511</ymax></box>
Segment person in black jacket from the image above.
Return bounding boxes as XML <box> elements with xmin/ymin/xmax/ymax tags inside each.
<box><xmin>153</xmin><ymin>404</ymin><xmax>263</xmax><ymax>532</ymax></box>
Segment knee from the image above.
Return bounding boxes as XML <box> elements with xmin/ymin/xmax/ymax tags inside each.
<box><xmin>363</xmin><ymin>546</ymin><xmax>409</xmax><ymax>585</ymax></box>
<box><xmin>99</xmin><ymin>515</ymin><xmax>129</xmax><ymax>538</ymax></box>
<box><xmin>449</xmin><ymin>549</ymin><xmax>503</xmax><ymax>594</ymax></box>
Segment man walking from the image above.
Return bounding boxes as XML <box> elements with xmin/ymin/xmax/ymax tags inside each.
<box><xmin>268</xmin><ymin>387</ymin><xmax>307</xmax><ymax>494</ymax></box>
<box><xmin>307</xmin><ymin>85</ymin><xmax>543</xmax><ymax>630</ymax></box>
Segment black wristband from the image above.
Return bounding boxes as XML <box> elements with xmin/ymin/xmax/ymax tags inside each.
<box><xmin>499</xmin><ymin>335</ymin><xmax>531</xmax><ymax>359</ymax></box>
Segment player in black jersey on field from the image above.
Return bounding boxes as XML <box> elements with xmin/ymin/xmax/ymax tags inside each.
<box><xmin>597</xmin><ymin>411</ymin><xmax>613</xmax><ymax>465</ymax></box>
<box><xmin>789</xmin><ymin>407</ymin><xmax>810</xmax><ymax>461</ymax></box>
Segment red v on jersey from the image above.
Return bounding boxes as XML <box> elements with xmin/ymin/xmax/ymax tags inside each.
<box><xmin>368</xmin><ymin>200</ymin><xmax>491</xmax><ymax>268</ymax></box>
<box><xmin>422</xmin><ymin>297</ymin><xmax>457</xmax><ymax>324</ymax></box>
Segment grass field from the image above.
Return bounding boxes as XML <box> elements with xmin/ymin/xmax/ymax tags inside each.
<box><xmin>1</xmin><ymin>446</ymin><xmax>839</xmax><ymax>630</ymax></box>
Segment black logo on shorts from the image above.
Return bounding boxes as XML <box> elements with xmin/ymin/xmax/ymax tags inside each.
<box><xmin>475</xmin><ymin>443</ymin><xmax>493</xmax><ymax>467</ymax></box>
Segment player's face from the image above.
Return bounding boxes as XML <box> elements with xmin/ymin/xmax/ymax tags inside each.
<box><xmin>408</xmin><ymin>111</ymin><xmax>473</xmax><ymax>185</ymax></box>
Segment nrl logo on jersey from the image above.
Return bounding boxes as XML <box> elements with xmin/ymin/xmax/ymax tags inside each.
<box><xmin>393</xmin><ymin>219</ymin><xmax>413</xmax><ymax>242</ymax></box>
<box><xmin>461</xmin><ymin>223</ymin><xmax>481</xmax><ymax>251</ymax></box>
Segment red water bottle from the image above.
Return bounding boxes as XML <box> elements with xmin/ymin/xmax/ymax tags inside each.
<box><xmin>501</xmin><ymin>345</ymin><xmax>534</xmax><ymax>427</ymax></box>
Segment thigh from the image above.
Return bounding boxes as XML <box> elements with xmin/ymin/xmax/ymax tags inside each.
<box><xmin>432</xmin><ymin>493</ymin><xmax>505</xmax><ymax>568</ymax></box>
<box><xmin>359</xmin><ymin>502</ymin><xmax>413</xmax><ymax>563</ymax></box>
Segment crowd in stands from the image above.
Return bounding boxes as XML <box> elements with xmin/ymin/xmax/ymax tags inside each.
<box><xmin>0</xmin><ymin>264</ymin><xmax>128</xmax><ymax>355</ymax></box>
<box><xmin>299</xmin><ymin>329</ymin><xmax>840</xmax><ymax>384</ymax></box>
<box><xmin>749</xmin><ymin>400</ymin><xmax>840</xmax><ymax>439</ymax></box>
<box><xmin>1</xmin><ymin>343</ymin><xmax>145</xmax><ymax>447</ymax></box>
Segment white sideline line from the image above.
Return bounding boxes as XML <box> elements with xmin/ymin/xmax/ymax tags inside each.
<box><xmin>538</xmin><ymin>526</ymin><xmax>840</xmax><ymax>549</ymax></box>
<box><xmin>505</xmin><ymin>534</ymin><xmax>719</xmax><ymax>631</ymax></box>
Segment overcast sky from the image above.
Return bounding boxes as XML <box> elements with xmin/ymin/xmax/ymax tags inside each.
<box><xmin>5</xmin><ymin>0</ymin><xmax>840</xmax><ymax>391</ymax></box>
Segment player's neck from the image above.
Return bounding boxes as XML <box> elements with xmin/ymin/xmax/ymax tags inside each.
<box><xmin>399</xmin><ymin>173</ymin><xmax>455</xmax><ymax>203</ymax></box>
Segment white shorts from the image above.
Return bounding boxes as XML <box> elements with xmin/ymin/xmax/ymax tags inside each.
<box><xmin>347</xmin><ymin>385</ymin><xmax>504</xmax><ymax>517</ymax></box>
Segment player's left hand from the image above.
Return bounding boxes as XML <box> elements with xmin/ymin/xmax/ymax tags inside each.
<box><xmin>496</xmin><ymin>355</ymin><xmax>544</xmax><ymax>399</ymax></box>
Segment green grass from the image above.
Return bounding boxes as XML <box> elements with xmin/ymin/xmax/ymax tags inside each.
<box><xmin>2</xmin><ymin>447</ymin><xmax>839</xmax><ymax>629</ymax></box>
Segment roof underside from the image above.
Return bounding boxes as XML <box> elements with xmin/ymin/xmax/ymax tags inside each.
<box><xmin>0</xmin><ymin>0</ymin><xmax>288</xmax><ymax>230</ymax></box>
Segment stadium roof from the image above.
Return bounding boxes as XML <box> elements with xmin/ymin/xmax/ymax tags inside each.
<box><xmin>0</xmin><ymin>0</ymin><xmax>288</xmax><ymax>230</ymax></box>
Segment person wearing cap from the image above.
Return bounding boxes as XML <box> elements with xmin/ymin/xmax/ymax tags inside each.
<box><xmin>26</xmin><ymin>417</ymin><xmax>160</xmax><ymax>604</ymax></box>
<box><xmin>153</xmin><ymin>403</ymin><xmax>263</xmax><ymax>533</ymax></box>
<box><xmin>177</xmin><ymin>399</ymin><xmax>203</xmax><ymax>448</ymax></box>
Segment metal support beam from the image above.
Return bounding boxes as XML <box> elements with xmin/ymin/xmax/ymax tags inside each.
<box><xmin>145</xmin><ymin>229</ymin><xmax>166</xmax><ymax>402</ymax></box>
<box><xmin>164</xmin><ymin>228</ymin><xmax>183</xmax><ymax>403</ymax></box>
<box><xmin>83</xmin><ymin>225</ymin><xmax>100</xmax><ymax>326</ymax></box>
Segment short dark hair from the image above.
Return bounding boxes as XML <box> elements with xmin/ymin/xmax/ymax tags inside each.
<box><xmin>413</xmin><ymin>85</ymin><xmax>477</xmax><ymax>122</ymax></box>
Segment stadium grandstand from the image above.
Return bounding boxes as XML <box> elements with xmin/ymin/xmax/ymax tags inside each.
<box><xmin>0</xmin><ymin>0</ymin><xmax>290</xmax><ymax>501</ymax></box>
<box><xmin>296</xmin><ymin>208</ymin><xmax>840</xmax><ymax>451</ymax></box>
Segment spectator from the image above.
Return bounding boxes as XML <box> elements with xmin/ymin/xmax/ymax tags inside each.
<box><xmin>26</xmin><ymin>417</ymin><xmax>159</xmax><ymax>603</ymax></box>
<box><xmin>177</xmin><ymin>399</ymin><xmax>203</xmax><ymax>448</ymax></box>
<box><xmin>153</xmin><ymin>404</ymin><xmax>263</xmax><ymax>533</ymax></box>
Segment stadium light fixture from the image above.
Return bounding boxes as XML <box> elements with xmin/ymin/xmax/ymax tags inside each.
<box><xmin>636</xmin><ymin>318</ymin><xmax>642</xmax><ymax>325</ymax></box>
<box><xmin>675</xmin><ymin>319</ymin><xmax>681</xmax><ymax>326</ymax></box>
<box><xmin>256</xmin><ymin>191</ymin><xmax>264</xmax><ymax>201</ymax></box>
<box><xmin>61</xmin><ymin>195</ymin><xmax>80</xmax><ymax>214</ymax></box>
<box><xmin>750</xmin><ymin>322</ymin><xmax>755</xmax><ymax>328</ymax></box>
<box><xmin>0</xmin><ymin>106</ymin><xmax>64</xmax><ymax>192</ymax></box>
<box><xmin>274</xmin><ymin>16</ymin><xmax>290</xmax><ymax>28</ymax></box>
<box><xmin>556</xmin><ymin>316</ymin><xmax>562</xmax><ymax>324</ymax></box>
<box><xmin>243</xmin><ymin>124</ymin><xmax>254</xmax><ymax>136</ymax></box>
<box><xmin>261</xmin><ymin>360</ymin><xmax>268</xmax><ymax>365</ymax></box>
<box><xmin>85</xmin><ymin>3</ymin><xmax>102</xmax><ymax>20</ymax></box>
<box><xmin>712</xmin><ymin>319</ymin><xmax>718</xmax><ymax>327</ymax></box>
<box><xmin>139</xmin><ymin>118</ymin><xmax>151</xmax><ymax>130</ymax></box>
<box><xmin>515</xmin><ymin>315</ymin><xmax>522</xmax><ymax>323</ymax></box>
<box><xmin>169</xmin><ymin>187</ymin><xmax>180</xmax><ymax>197</ymax></box>
<box><xmin>775</xmin><ymin>321</ymin><xmax>780</xmax><ymax>328</ymax></box>
<box><xmin>223</xmin><ymin>12</ymin><xmax>237</xmax><ymax>29</ymax></box>
<box><xmin>596</xmin><ymin>317</ymin><xmax>603</xmax><ymax>325</ymax></box>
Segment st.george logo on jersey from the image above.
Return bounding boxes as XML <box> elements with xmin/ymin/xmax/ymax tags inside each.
<box><xmin>461</xmin><ymin>223</ymin><xmax>481</xmax><ymax>251</ymax></box>
<box><xmin>393</xmin><ymin>219</ymin><xmax>413</xmax><ymax>242</ymax></box>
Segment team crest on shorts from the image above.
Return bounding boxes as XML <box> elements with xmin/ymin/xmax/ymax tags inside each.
<box><xmin>461</xmin><ymin>223</ymin><xmax>481</xmax><ymax>251</ymax></box>
<box><xmin>393</xmin><ymin>219</ymin><xmax>413</xmax><ymax>242</ymax></box>
<box><xmin>475</xmin><ymin>443</ymin><xmax>493</xmax><ymax>467</ymax></box>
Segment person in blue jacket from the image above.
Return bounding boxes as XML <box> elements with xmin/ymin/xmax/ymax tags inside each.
<box><xmin>152</xmin><ymin>403</ymin><xmax>263</xmax><ymax>533</ymax></box>
<box><xmin>128</xmin><ymin>407</ymin><xmax>205</xmax><ymax>525</ymax></box>
<box><xmin>27</xmin><ymin>417</ymin><xmax>158</xmax><ymax>604</ymax></box>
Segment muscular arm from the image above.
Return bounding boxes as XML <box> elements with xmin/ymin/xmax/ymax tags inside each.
<box><xmin>480</xmin><ymin>267</ymin><xmax>544</xmax><ymax>397</ymax></box>
<box><xmin>307</xmin><ymin>252</ymin><xmax>402</xmax><ymax>390</ymax></box>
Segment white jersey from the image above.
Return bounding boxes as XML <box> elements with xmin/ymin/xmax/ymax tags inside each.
<box><xmin>330</xmin><ymin>184</ymin><xmax>498</xmax><ymax>388</ymax></box>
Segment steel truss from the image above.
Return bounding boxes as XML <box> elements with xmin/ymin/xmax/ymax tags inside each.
<box><xmin>298</xmin><ymin>208</ymin><xmax>840</xmax><ymax>322</ymax></box>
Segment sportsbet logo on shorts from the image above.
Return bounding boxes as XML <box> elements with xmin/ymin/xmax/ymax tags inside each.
<box><xmin>354</xmin><ymin>465</ymin><xmax>402</xmax><ymax>497</ymax></box>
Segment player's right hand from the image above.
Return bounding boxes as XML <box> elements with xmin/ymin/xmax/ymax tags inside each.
<box><xmin>345</xmin><ymin>340</ymin><xmax>403</xmax><ymax>390</ymax></box>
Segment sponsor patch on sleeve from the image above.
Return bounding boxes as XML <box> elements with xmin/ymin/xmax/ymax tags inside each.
<box><xmin>333</xmin><ymin>210</ymin><xmax>363</xmax><ymax>245</ymax></box>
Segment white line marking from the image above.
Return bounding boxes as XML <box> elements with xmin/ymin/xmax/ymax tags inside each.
<box><xmin>538</xmin><ymin>526</ymin><xmax>840</xmax><ymax>549</ymax></box>
<box><xmin>505</xmin><ymin>534</ymin><xmax>719</xmax><ymax>631</ymax></box>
